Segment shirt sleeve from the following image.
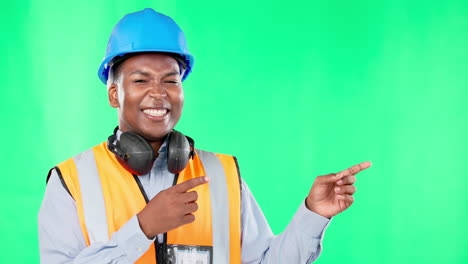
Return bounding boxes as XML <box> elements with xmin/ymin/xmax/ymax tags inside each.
<box><xmin>38</xmin><ymin>169</ymin><xmax>155</xmax><ymax>264</ymax></box>
<box><xmin>240</xmin><ymin>179</ymin><xmax>331</xmax><ymax>264</ymax></box>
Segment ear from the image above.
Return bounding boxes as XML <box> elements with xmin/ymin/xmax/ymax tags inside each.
<box><xmin>108</xmin><ymin>83</ymin><xmax>120</xmax><ymax>108</ymax></box>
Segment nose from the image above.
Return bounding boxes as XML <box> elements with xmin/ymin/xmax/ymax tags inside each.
<box><xmin>148</xmin><ymin>82</ymin><xmax>167</xmax><ymax>99</ymax></box>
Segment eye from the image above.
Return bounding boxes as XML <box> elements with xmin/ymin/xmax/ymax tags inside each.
<box><xmin>164</xmin><ymin>80</ymin><xmax>179</xmax><ymax>84</ymax></box>
<box><xmin>133</xmin><ymin>79</ymin><xmax>148</xmax><ymax>83</ymax></box>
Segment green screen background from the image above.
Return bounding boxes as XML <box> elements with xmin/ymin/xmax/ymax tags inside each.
<box><xmin>1</xmin><ymin>0</ymin><xmax>467</xmax><ymax>263</ymax></box>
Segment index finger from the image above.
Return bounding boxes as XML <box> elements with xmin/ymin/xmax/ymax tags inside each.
<box><xmin>173</xmin><ymin>176</ymin><xmax>210</xmax><ymax>193</ymax></box>
<box><xmin>336</xmin><ymin>161</ymin><xmax>372</xmax><ymax>179</ymax></box>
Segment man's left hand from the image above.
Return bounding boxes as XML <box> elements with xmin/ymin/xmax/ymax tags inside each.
<box><xmin>306</xmin><ymin>161</ymin><xmax>372</xmax><ymax>218</ymax></box>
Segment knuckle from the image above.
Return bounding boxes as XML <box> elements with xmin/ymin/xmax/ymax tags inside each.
<box><xmin>170</xmin><ymin>184</ymin><xmax>181</xmax><ymax>193</ymax></box>
<box><xmin>182</xmin><ymin>181</ymin><xmax>191</xmax><ymax>189</ymax></box>
<box><xmin>190</xmin><ymin>178</ymin><xmax>202</xmax><ymax>189</ymax></box>
<box><xmin>188</xmin><ymin>180</ymin><xmax>196</xmax><ymax>189</ymax></box>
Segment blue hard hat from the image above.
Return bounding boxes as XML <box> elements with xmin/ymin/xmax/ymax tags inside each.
<box><xmin>97</xmin><ymin>8</ymin><xmax>194</xmax><ymax>84</ymax></box>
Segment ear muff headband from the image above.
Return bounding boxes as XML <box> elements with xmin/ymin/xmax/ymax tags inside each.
<box><xmin>107</xmin><ymin>127</ymin><xmax>194</xmax><ymax>175</ymax></box>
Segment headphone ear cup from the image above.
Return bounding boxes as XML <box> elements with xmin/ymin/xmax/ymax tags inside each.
<box><xmin>167</xmin><ymin>130</ymin><xmax>191</xmax><ymax>174</ymax></box>
<box><xmin>117</xmin><ymin>132</ymin><xmax>156</xmax><ymax>175</ymax></box>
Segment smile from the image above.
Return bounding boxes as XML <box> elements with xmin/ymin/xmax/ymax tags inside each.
<box><xmin>142</xmin><ymin>108</ymin><xmax>168</xmax><ymax>117</ymax></box>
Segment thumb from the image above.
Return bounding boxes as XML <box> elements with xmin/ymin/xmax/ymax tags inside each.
<box><xmin>314</xmin><ymin>173</ymin><xmax>338</xmax><ymax>185</ymax></box>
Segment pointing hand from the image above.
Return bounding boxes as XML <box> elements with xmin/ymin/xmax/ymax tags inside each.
<box><xmin>306</xmin><ymin>162</ymin><xmax>371</xmax><ymax>218</ymax></box>
<box><xmin>137</xmin><ymin>176</ymin><xmax>210</xmax><ymax>238</ymax></box>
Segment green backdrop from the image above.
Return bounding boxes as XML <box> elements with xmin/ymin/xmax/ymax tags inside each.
<box><xmin>2</xmin><ymin>0</ymin><xmax>467</xmax><ymax>263</ymax></box>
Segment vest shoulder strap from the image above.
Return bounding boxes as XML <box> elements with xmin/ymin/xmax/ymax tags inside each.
<box><xmin>197</xmin><ymin>150</ymin><xmax>241</xmax><ymax>264</ymax></box>
<box><xmin>55</xmin><ymin>145</ymin><xmax>111</xmax><ymax>245</ymax></box>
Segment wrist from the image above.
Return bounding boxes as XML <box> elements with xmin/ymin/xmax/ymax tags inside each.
<box><xmin>305</xmin><ymin>197</ymin><xmax>332</xmax><ymax>219</ymax></box>
<box><xmin>137</xmin><ymin>212</ymin><xmax>155</xmax><ymax>239</ymax></box>
<box><xmin>305</xmin><ymin>197</ymin><xmax>315</xmax><ymax>212</ymax></box>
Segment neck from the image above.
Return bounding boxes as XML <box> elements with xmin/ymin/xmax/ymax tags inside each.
<box><xmin>149</xmin><ymin>141</ymin><xmax>164</xmax><ymax>157</ymax></box>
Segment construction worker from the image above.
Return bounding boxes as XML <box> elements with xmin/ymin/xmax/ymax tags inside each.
<box><xmin>38</xmin><ymin>8</ymin><xmax>371</xmax><ymax>264</ymax></box>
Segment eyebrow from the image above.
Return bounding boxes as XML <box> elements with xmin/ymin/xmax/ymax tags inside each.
<box><xmin>130</xmin><ymin>70</ymin><xmax>150</xmax><ymax>76</ymax></box>
<box><xmin>130</xmin><ymin>70</ymin><xmax>180</xmax><ymax>78</ymax></box>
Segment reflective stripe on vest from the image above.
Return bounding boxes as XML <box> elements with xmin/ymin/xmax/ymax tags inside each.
<box><xmin>56</xmin><ymin>142</ymin><xmax>241</xmax><ymax>263</ymax></box>
<box><xmin>75</xmin><ymin>149</ymin><xmax>108</xmax><ymax>244</ymax></box>
<box><xmin>198</xmin><ymin>150</ymin><xmax>230</xmax><ymax>263</ymax></box>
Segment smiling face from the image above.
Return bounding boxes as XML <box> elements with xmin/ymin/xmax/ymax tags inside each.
<box><xmin>108</xmin><ymin>53</ymin><xmax>184</xmax><ymax>146</ymax></box>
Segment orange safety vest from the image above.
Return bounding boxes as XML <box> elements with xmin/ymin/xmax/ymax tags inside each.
<box><xmin>54</xmin><ymin>142</ymin><xmax>241</xmax><ymax>263</ymax></box>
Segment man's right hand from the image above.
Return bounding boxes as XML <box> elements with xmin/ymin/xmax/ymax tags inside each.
<box><xmin>137</xmin><ymin>176</ymin><xmax>210</xmax><ymax>239</ymax></box>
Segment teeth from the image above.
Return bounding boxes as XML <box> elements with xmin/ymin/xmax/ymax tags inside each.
<box><xmin>143</xmin><ymin>108</ymin><xmax>167</xmax><ymax>117</ymax></box>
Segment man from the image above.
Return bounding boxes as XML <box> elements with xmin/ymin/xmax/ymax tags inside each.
<box><xmin>38</xmin><ymin>8</ymin><xmax>371</xmax><ymax>264</ymax></box>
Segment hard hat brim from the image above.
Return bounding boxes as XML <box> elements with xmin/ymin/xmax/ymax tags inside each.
<box><xmin>97</xmin><ymin>50</ymin><xmax>194</xmax><ymax>84</ymax></box>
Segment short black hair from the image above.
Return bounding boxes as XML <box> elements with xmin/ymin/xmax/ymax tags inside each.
<box><xmin>109</xmin><ymin>52</ymin><xmax>187</xmax><ymax>83</ymax></box>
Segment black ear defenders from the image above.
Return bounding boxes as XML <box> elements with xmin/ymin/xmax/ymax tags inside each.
<box><xmin>107</xmin><ymin>127</ymin><xmax>195</xmax><ymax>175</ymax></box>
